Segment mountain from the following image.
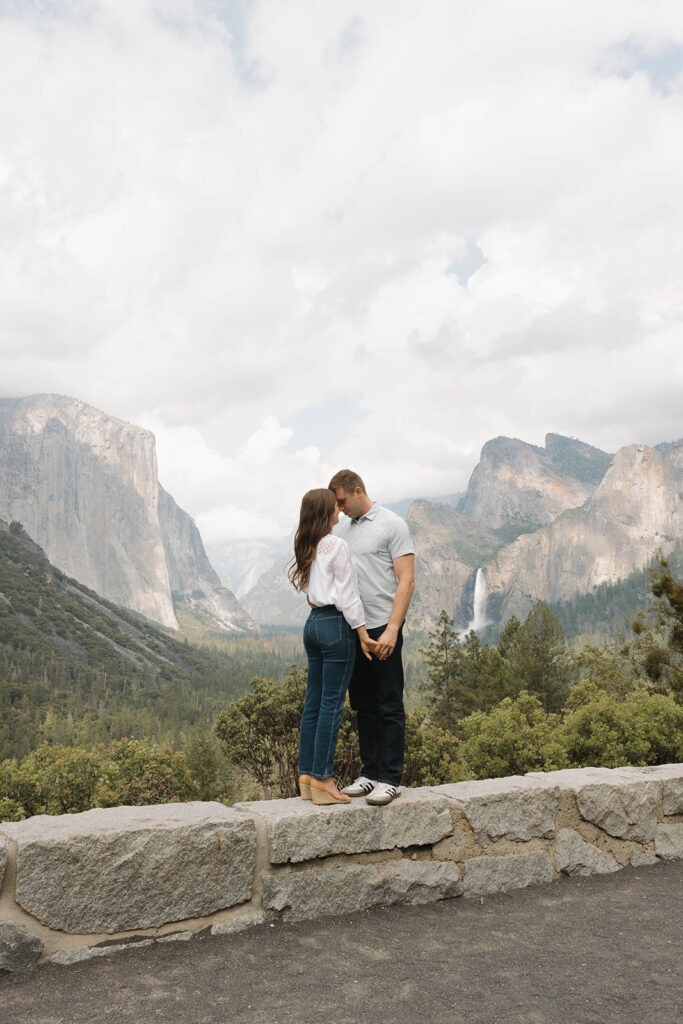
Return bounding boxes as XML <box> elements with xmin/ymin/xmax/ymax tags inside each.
<box><xmin>458</xmin><ymin>433</ymin><xmax>612</xmax><ymax>531</ymax></box>
<box><xmin>0</xmin><ymin>395</ymin><xmax>255</xmax><ymax>634</ymax></box>
<box><xmin>206</xmin><ymin>537</ymin><xmax>293</xmax><ymax>599</ymax></box>
<box><xmin>224</xmin><ymin>431</ymin><xmax>682</xmax><ymax>637</ymax></box>
<box><xmin>239</xmin><ymin>552</ymin><xmax>309</xmax><ymax>627</ymax></box>
<box><xmin>404</xmin><ymin>501</ymin><xmax>502</xmax><ymax>630</ymax></box>
<box><xmin>483</xmin><ymin>441</ymin><xmax>683</xmax><ymax>624</ymax></box>
<box><xmin>157</xmin><ymin>486</ymin><xmax>256</xmax><ymax>633</ymax></box>
<box><xmin>0</xmin><ymin>518</ymin><xmax>258</xmax><ymax>757</ymax></box>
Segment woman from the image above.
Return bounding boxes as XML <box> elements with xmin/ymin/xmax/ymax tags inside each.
<box><xmin>289</xmin><ymin>488</ymin><xmax>376</xmax><ymax>804</ymax></box>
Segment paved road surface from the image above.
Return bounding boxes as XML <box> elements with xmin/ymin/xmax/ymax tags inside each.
<box><xmin>2</xmin><ymin>862</ymin><xmax>681</xmax><ymax>1024</ymax></box>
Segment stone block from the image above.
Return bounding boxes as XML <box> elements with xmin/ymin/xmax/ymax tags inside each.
<box><xmin>463</xmin><ymin>851</ymin><xmax>555</xmax><ymax>897</ymax></box>
<box><xmin>618</xmin><ymin>764</ymin><xmax>683</xmax><ymax>816</ymax></box>
<box><xmin>655</xmin><ymin>823</ymin><xmax>683</xmax><ymax>861</ymax></box>
<box><xmin>526</xmin><ymin>768</ymin><xmax>660</xmax><ymax>842</ymax></box>
<box><xmin>261</xmin><ymin>860</ymin><xmax>462</xmax><ymax>922</ymax></box>
<box><xmin>630</xmin><ymin>851</ymin><xmax>659</xmax><ymax>867</ymax></box>
<box><xmin>434</xmin><ymin>777</ymin><xmax>558</xmax><ymax>843</ymax></box>
<box><xmin>0</xmin><ymin>802</ymin><xmax>257</xmax><ymax>934</ymax></box>
<box><xmin>211</xmin><ymin>909</ymin><xmax>267</xmax><ymax>936</ymax></box>
<box><xmin>0</xmin><ymin>839</ymin><xmax>7</xmax><ymax>889</ymax></box>
<box><xmin>0</xmin><ymin>922</ymin><xmax>43</xmax><ymax>973</ymax></box>
<box><xmin>235</xmin><ymin>788</ymin><xmax>452</xmax><ymax>864</ymax></box>
<box><xmin>555</xmin><ymin>828</ymin><xmax>619</xmax><ymax>877</ymax></box>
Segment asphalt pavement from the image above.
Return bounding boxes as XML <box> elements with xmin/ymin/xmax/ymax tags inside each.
<box><xmin>2</xmin><ymin>862</ymin><xmax>682</xmax><ymax>1024</ymax></box>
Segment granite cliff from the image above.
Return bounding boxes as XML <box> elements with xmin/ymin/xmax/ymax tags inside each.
<box><xmin>483</xmin><ymin>441</ymin><xmax>683</xmax><ymax>624</ymax></box>
<box><xmin>458</xmin><ymin>433</ymin><xmax>613</xmax><ymax>531</ymax></box>
<box><xmin>404</xmin><ymin>501</ymin><xmax>500</xmax><ymax>630</ymax></box>
<box><xmin>0</xmin><ymin>395</ymin><xmax>254</xmax><ymax>633</ymax></box>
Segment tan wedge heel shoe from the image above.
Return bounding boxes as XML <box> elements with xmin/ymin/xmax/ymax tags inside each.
<box><xmin>309</xmin><ymin>778</ymin><xmax>351</xmax><ymax>805</ymax></box>
<box><xmin>299</xmin><ymin>774</ymin><xmax>312</xmax><ymax>800</ymax></box>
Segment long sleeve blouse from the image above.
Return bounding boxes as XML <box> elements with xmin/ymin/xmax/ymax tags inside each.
<box><xmin>305</xmin><ymin>534</ymin><xmax>365</xmax><ymax>629</ymax></box>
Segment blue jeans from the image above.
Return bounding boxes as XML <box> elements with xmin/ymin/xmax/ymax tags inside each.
<box><xmin>299</xmin><ymin>606</ymin><xmax>356</xmax><ymax>779</ymax></box>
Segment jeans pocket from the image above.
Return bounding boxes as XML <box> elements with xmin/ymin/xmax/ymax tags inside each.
<box><xmin>315</xmin><ymin>613</ymin><xmax>343</xmax><ymax>649</ymax></box>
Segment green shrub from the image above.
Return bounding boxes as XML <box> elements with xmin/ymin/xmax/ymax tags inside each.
<box><xmin>0</xmin><ymin>739</ymin><xmax>199</xmax><ymax>819</ymax></box>
<box><xmin>458</xmin><ymin>692</ymin><xmax>567</xmax><ymax>779</ymax></box>
<box><xmin>558</xmin><ymin>687</ymin><xmax>683</xmax><ymax>768</ymax></box>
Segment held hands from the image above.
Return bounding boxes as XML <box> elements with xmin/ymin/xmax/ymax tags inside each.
<box><xmin>360</xmin><ymin>635</ymin><xmax>378</xmax><ymax>661</ymax></box>
<box><xmin>374</xmin><ymin>624</ymin><xmax>398</xmax><ymax>661</ymax></box>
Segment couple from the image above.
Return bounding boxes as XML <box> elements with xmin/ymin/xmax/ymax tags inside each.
<box><xmin>289</xmin><ymin>470</ymin><xmax>415</xmax><ymax>807</ymax></box>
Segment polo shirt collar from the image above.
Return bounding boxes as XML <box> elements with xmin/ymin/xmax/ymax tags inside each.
<box><xmin>352</xmin><ymin>501</ymin><xmax>379</xmax><ymax>523</ymax></box>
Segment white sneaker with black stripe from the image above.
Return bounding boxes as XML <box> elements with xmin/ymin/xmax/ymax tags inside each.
<box><xmin>341</xmin><ymin>776</ymin><xmax>377</xmax><ymax>797</ymax></box>
<box><xmin>365</xmin><ymin>783</ymin><xmax>399</xmax><ymax>805</ymax></box>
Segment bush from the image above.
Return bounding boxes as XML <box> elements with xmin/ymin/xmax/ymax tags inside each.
<box><xmin>558</xmin><ymin>687</ymin><xmax>683</xmax><ymax>768</ymax></box>
<box><xmin>0</xmin><ymin>739</ymin><xmax>199</xmax><ymax>820</ymax></box>
<box><xmin>458</xmin><ymin>692</ymin><xmax>567</xmax><ymax>779</ymax></box>
<box><xmin>215</xmin><ymin>670</ymin><xmax>307</xmax><ymax>799</ymax></box>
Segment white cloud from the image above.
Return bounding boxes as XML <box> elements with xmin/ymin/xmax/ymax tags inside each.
<box><xmin>1</xmin><ymin>0</ymin><xmax>682</xmax><ymax>542</ymax></box>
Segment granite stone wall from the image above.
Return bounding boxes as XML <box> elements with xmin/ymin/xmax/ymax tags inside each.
<box><xmin>1</xmin><ymin>765</ymin><xmax>681</xmax><ymax>973</ymax></box>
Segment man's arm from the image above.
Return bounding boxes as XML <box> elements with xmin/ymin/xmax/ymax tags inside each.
<box><xmin>374</xmin><ymin>554</ymin><xmax>415</xmax><ymax>660</ymax></box>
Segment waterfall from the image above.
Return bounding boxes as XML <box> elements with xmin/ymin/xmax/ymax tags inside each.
<box><xmin>466</xmin><ymin>567</ymin><xmax>490</xmax><ymax>634</ymax></box>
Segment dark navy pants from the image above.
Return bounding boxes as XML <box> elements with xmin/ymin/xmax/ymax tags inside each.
<box><xmin>348</xmin><ymin>624</ymin><xmax>405</xmax><ymax>786</ymax></box>
<box><xmin>299</xmin><ymin>606</ymin><xmax>356</xmax><ymax>779</ymax></box>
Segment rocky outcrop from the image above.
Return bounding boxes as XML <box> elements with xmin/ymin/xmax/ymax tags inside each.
<box><xmin>404</xmin><ymin>501</ymin><xmax>501</xmax><ymax>627</ymax></box>
<box><xmin>458</xmin><ymin>433</ymin><xmax>612</xmax><ymax>530</ymax></box>
<box><xmin>158</xmin><ymin>487</ymin><xmax>256</xmax><ymax>633</ymax></box>
<box><xmin>0</xmin><ymin>395</ymin><xmax>253</xmax><ymax>632</ymax></box>
<box><xmin>485</xmin><ymin>442</ymin><xmax>683</xmax><ymax>622</ymax></box>
<box><xmin>0</xmin><ymin>395</ymin><xmax>176</xmax><ymax>628</ymax></box>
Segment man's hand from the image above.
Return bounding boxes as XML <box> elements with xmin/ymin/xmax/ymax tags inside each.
<box><xmin>360</xmin><ymin>635</ymin><xmax>378</xmax><ymax>661</ymax></box>
<box><xmin>374</xmin><ymin>623</ymin><xmax>398</xmax><ymax>660</ymax></box>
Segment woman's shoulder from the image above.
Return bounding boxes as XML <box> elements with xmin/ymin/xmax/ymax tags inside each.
<box><xmin>317</xmin><ymin>533</ymin><xmax>347</xmax><ymax>556</ymax></box>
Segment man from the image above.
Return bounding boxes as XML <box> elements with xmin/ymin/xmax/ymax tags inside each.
<box><xmin>329</xmin><ymin>469</ymin><xmax>415</xmax><ymax>805</ymax></box>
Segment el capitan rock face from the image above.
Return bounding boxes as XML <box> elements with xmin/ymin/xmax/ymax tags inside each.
<box><xmin>0</xmin><ymin>395</ymin><xmax>254</xmax><ymax>632</ymax></box>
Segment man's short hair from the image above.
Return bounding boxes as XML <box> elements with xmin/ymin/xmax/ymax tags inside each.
<box><xmin>328</xmin><ymin>469</ymin><xmax>366</xmax><ymax>494</ymax></box>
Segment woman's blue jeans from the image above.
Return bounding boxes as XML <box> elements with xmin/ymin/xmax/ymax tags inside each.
<box><xmin>299</xmin><ymin>606</ymin><xmax>356</xmax><ymax>780</ymax></box>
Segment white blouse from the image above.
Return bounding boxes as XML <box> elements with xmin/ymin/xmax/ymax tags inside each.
<box><xmin>305</xmin><ymin>534</ymin><xmax>365</xmax><ymax>629</ymax></box>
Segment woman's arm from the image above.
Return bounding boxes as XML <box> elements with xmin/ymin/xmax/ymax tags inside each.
<box><xmin>331</xmin><ymin>540</ymin><xmax>377</xmax><ymax>661</ymax></box>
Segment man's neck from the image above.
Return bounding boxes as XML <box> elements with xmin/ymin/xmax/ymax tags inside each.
<box><xmin>354</xmin><ymin>497</ymin><xmax>375</xmax><ymax>520</ymax></box>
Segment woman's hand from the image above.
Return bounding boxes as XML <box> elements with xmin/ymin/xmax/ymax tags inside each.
<box><xmin>361</xmin><ymin>636</ymin><xmax>378</xmax><ymax>660</ymax></box>
<box><xmin>357</xmin><ymin>628</ymin><xmax>378</xmax><ymax>661</ymax></box>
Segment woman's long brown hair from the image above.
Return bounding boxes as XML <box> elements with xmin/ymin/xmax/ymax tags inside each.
<box><xmin>288</xmin><ymin>488</ymin><xmax>336</xmax><ymax>592</ymax></box>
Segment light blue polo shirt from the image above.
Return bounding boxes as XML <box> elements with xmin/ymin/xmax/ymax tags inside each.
<box><xmin>336</xmin><ymin>503</ymin><xmax>414</xmax><ymax>629</ymax></box>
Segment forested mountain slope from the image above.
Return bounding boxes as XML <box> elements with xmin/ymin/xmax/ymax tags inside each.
<box><xmin>0</xmin><ymin>519</ymin><xmax>292</xmax><ymax>758</ymax></box>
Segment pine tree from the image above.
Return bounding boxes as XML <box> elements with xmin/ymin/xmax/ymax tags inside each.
<box><xmin>421</xmin><ymin>612</ymin><xmax>509</xmax><ymax>730</ymax></box>
<box><xmin>420</xmin><ymin>611</ymin><xmax>463</xmax><ymax>732</ymax></box>
<box><xmin>630</xmin><ymin>554</ymin><xmax>683</xmax><ymax>699</ymax></box>
<box><xmin>504</xmin><ymin>602</ymin><xmax>574</xmax><ymax>711</ymax></box>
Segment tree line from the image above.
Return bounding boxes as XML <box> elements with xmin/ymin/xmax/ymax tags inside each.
<box><xmin>1</xmin><ymin>557</ymin><xmax>681</xmax><ymax>819</ymax></box>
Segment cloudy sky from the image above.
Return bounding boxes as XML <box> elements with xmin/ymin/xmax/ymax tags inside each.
<box><xmin>1</xmin><ymin>0</ymin><xmax>682</xmax><ymax>548</ymax></box>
